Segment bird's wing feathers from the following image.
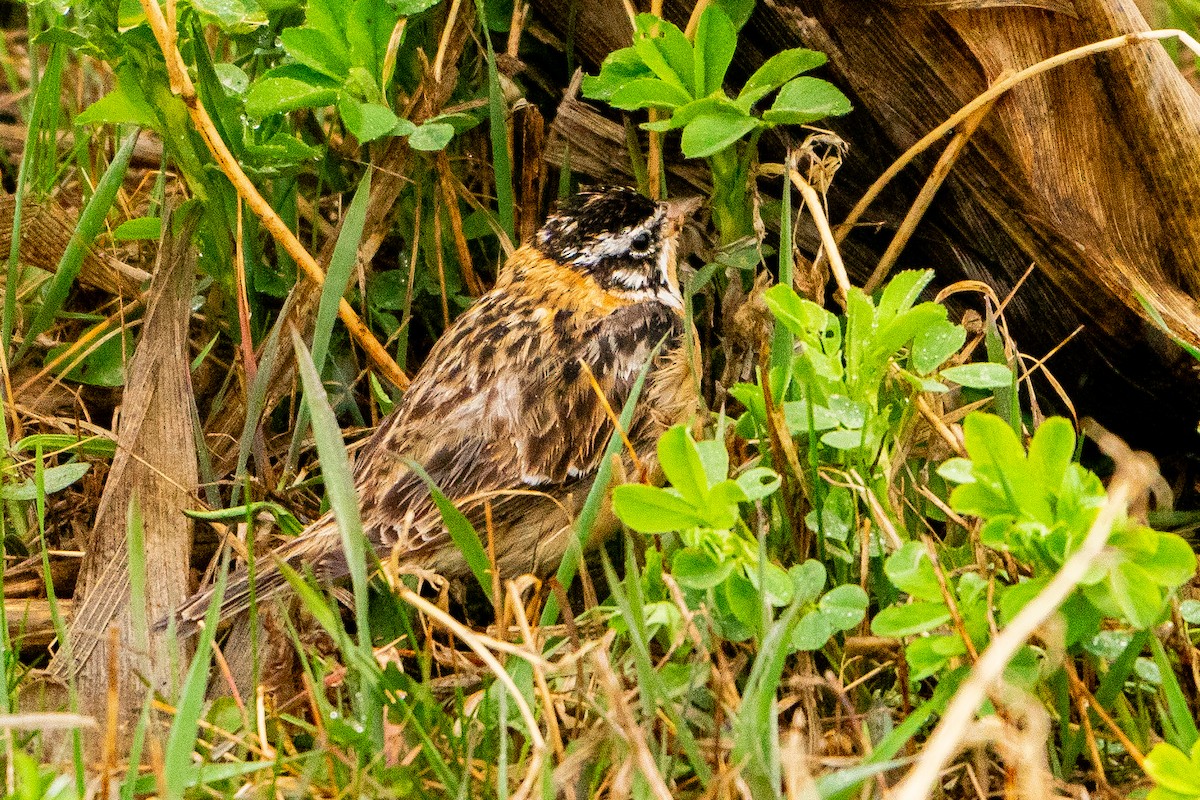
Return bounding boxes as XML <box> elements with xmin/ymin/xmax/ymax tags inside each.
<box><xmin>349</xmin><ymin>287</ymin><xmax>682</xmax><ymax>569</ymax></box>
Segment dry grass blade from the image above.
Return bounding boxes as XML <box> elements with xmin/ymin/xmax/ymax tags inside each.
<box><xmin>788</xmin><ymin>165</ymin><xmax>850</xmax><ymax>309</ymax></box>
<box><xmin>3</xmin><ymin>599</ymin><xmax>73</xmax><ymax>648</ymax></box>
<box><xmin>892</xmin><ymin>475</ymin><xmax>1137</xmax><ymax>799</ymax></box>
<box><xmin>506</xmin><ymin>580</ymin><xmax>564</xmax><ymax>760</ymax></box>
<box><xmin>390</xmin><ymin>583</ymin><xmax>547</xmax><ymax>749</ymax></box>
<box><xmin>590</xmin><ymin>647</ymin><xmax>675</xmax><ymax>800</ymax></box>
<box><xmin>45</xmin><ymin>208</ymin><xmax>199</xmax><ymax>752</ymax></box>
<box><xmin>862</xmin><ymin>99</ymin><xmax>996</xmax><ymax>294</ymax></box>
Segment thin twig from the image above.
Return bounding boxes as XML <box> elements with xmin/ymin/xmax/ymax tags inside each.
<box><xmin>838</xmin><ymin>30</ymin><xmax>1200</xmax><ymax>245</ymax></box>
<box><xmin>578</xmin><ymin>360</ymin><xmax>645</xmax><ymax>478</ymax></box>
<box><xmin>683</xmin><ymin>0</ymin><xmax>711</xmax><ymax>38</ymax></box>
<box><xmin>912</xmin><ymin>392</ymin><xmax>965</xmax><ymax>457</ymax></box>
<box><xmin>863</xmin><ymin>99</ymin><xmax>995</xmax><ymax>294</ymax></box>
<box><xmin>437</xmin><ymin>153</ymin><xmax>483</xmax><ymax>295</ymax></box>
<box><xmin>135</xmin><ymin>0</ymin><xmax>409</xmax><ymax>389</ymax></box>
<box><xmin>506</xmin><ymin>0</ymin><xmax>525</xmax><ymax>59</ymax></box>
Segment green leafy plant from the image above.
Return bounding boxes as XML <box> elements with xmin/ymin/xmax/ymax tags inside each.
<box><xmin>1145</xmin><ymin>740</ymin><xmax>1200</xmax><ymax>800</ymax></box>
<box><xmin>944</xmin><ymin>413</ymin><xmax>1195</xmax><ymax>634</ymax></box>
<box><xmin>613</xmin><ymin>424</ymin><xmax>866</xmax><ymax>647</ymax></box>
<box><xmin>583</xmin><ymin>3</ymin><xmax>851</xmax><ymax>243</ymax></box>
<box><xmin>873</xmin><ymin>413</ymin><xmax>1196</xmax><ymax>681</ymax></box>
<box><xmin>733</xmin><ymin>269</ymin><xmax>1011</xmax><ymax>570</ymax></box>
<box><xmin>870</xmin><ymin>541</ymin><xmax>997</xmax><ymax>682</ymax></box>
<box><xmin>11</xmin><ymin>750</ymin><xmax>77</xmax><ymax>800</ymax></box>
<box><xmin>240</xmin><ymin>0</ymin><xmax>462</xmax><ymax>147</ymax></box>
<box><xmin>751</xmin><ymin>269</ymin><xmax>1009</xmax><ymax>453</ymax></box>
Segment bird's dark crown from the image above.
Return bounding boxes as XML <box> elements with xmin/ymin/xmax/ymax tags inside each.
<box><xmin>534</xmin><ymin>186</ymin><xmax>675</xmax><ymax>296</ymax></box>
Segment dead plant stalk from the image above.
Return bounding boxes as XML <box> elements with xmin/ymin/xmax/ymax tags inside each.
<box><xmin>789</xmin><ymin>166</ymin><xmax>851</xmax><ymax>307</ymax></box>
<box><xmin>135</xmin><ymin>0</ymin><xmax>410</xmax><ymax>389</ymax></box>
<box><xmin>892</xmin><ymin>478</ymin><xmax>1132</xmax><ymax>800</ymax></box>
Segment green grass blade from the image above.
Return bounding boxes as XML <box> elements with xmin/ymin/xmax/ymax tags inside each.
<box><xmin>1136</xmin><ymin>291</ymin><xmax>1200</xmax><ymax>361</ymax></box>
<box><xmin>815</xmin><ymin>758</ymin><xmax>911</xmax><ymax>799</ymax></box>
<box><xmin>33</xmin><ymin>445</ymin><xmax>72</xmax><ymax>653</ymax></box>
<box><xmin>825</xmin><ymin>670</ymin><xmax>965</xmax><ymax>800</ymax></box>
<box><xmin>618</xmin><ymin>541</ymin><xmax>652</xmax><ymax>718</ymax></box>
<box><xmin>286</xmin><ymin>169</ymin><xmax>373</xmax><ymax>471</ymax></box>
<box><xmin>983</xmin><ymin>309</ymin><xmax>1018</xmax><ymax>433</ymax></box>
<box><xmin>478</xmin><ymin>4</ymin><xmax>514</xmax><ymax>245</ymax></box>
<box><xmin>393</xmin><ymin>695</ymin><xmax>460</xmax><ymax>795</ymax></box>
<box><xmin>407</xmin><ymin>460</ymin><xmax>493</xmax><ymax>605</ymax></box>
<box><xmin>275</xmin><ymin>560</ymin><xmax>376</xmax><ymax>678</ymax></box>
<box><xmin>733</xmin><ymin>602</ymin><xmax>800</xmax><ymax>800</ymax></box>
<box><xmin>770</xmin><ymin>153</ymin><xmax>793</xmax><ymax>368</ymax></box>
<box><xmin>231</xmin><ymin>315</ymin><xmax>284</xmax><ymax>505</ymax></box>
<box><xmin>291</xmin><ymin>329</ymin><xmax>372</xmax><ymax>652</ymax></box>
<box><xmin>313</xmin><ymin>170</ymin><xmax>371</xmax><ymax>372</ymax></box>
<box><xmin>496</xmin><ymin>686</ymin><xmax>508</xmax><ymax>800</ymax></box>
<box><xmin>290</xmin><ymin>328</ymin><xmax>383</xmax><ymax>746</ymax></box>
<box><xmin>3</xmin><ymin>44</ymin><xmax>65</xmax><ymax>353</ymax></box>
<box><xmin>163</xmin><ymin>558</ymin><xmax>227</xmax><ymax>800</ymax></box>
<box><xmin>15</xmin><ymin>128</ymin><xmax>140</xmax><ymax>364</ymax></box>
<box><xmin>35</xmin><ymin>445</ymin><xmax>84</xmax><ymax>796</ymax></box>
<box><xmin>1150</xmin><ymin>633</ymin><xmax>1199</xmax><ymax>750</ymax></box>
<box><xmin>131</xmin><ymin>758</ymin><xmax>293</xmax><ymax>795</ymax></box>
<box><xmin>127</xmin><ymin>501</ymin><xmax>149</xmax><ymax>660</ymax></box>
<box><xmin>119</xmin><ymin>694</ymin><xmax>155</xmax><ymax>800</ymax></box>
<box><xmin>1096</xmin><ymin>629</ymin><xmax>1149</xmax><ymax>708</ymax></box>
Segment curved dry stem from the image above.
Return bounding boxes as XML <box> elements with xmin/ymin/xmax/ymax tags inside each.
<box><xmin>506</xmin><ymin>581</ymin><xmax>565</xmax><ymax>760</ymax></box>
<box><xmin>839</xmin><ymin>29</ymin><xmax>1200</xmax><ymax>244</ymax></box>
<box><xmin>392</xmin><ymin>584</ymin><xmax>548</xmax><ymax>750</ymax></box>
<box><xmin>136</xmin><ymin>0</ymin><xmax>410</xmax><ymax>390</ymax></box>
<box><xmin>789</xmin><ymin>165</ymin><xmax>850</xmax><ymax>308</ymax></box>
<box><xmin>892</xmin><ymin>479</ymin><xmax>1131</xmax><ymax>800</ymax></box>
<box><xmin>862</xmin><ymin>99</ymin><xmax>995</xmax><ymax>294</ymax></box>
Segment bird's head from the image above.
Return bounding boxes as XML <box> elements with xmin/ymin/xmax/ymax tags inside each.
<box><xmin>535</xmin><ymin>186</ymin><xmax>700</xmax><ymax>310</ymax></box>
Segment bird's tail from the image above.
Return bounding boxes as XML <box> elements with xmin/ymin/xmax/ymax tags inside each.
<box><xmin>160</xmin><ymin>514</ymin><xmax>342</xmax><ymax>638</ymax></box>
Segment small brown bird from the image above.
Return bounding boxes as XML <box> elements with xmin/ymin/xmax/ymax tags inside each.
<box><xmin>171</xmin><ymin>187</ymin><xmax>701</xmax><ymax>632</ymax></box>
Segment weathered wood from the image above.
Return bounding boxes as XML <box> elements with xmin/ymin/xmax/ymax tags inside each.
<box><xmin>3</xmin><ymin>555</ymin><xmax>77</xmax><ymax>599</ymax></box>
<box><xmin>6</xmin><ymin>599</ymin><xmax>72</xmax><ymax>649</ymax></box>
<box><xmin>0</xmin><ymin>196</ymin><xmax>149</xmax><ymax>300</ymax></box>
<box><xmin>543</xmin><ymin>70</ymin><xmax>712</xmax><ymax>196</ymax></box>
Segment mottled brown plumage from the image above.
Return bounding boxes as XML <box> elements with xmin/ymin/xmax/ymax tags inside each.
<box><xmin>170</xmin><ymin>187</ymin><xmax>700</xmax><ymax>633</ymax></box>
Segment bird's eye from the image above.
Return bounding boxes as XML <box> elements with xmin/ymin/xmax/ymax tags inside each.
<box><xmin>630</xmin><ymin>231</ymin><xmax>652</xmax><ymax>253</ymax></box>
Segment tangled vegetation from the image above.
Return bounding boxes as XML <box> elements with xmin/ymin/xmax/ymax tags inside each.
<box><xmin>0</xmin><ymin>0</ymin><xmax>1198</xmax><ymax>798</ymax></box>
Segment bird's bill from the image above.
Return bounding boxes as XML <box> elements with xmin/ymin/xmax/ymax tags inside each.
<box><xmin>662</xmin><ymin>196</ymin><xmax>703</xmax><ymax>235</ymax></box>
<box><xmin>657</xmin><ymin>196</ymin><xmax>701</xmax><ymax>305</ymax></box>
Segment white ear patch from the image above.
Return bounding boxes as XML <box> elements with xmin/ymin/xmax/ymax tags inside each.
<box><xmin>611</xmin><ymin>269</ymin><xmax>649</xmax><ymax>290</ymax></box>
